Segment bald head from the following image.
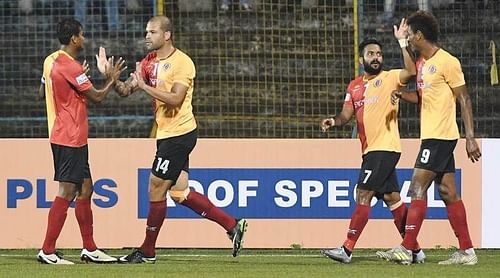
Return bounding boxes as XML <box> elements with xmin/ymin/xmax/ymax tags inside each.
<box><xmin>149</xmin><ymin>16</ymin><xmax>173</xmax><ymax>33</ymax></box>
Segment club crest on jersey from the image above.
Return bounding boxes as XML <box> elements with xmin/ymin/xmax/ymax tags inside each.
<box><xmin>162</xmin><ymin>63</ymin><xmax>171</xmax><ymax>71</ymax></box>
<box><xmin>427</xmin><ymin>65</ymin><xmax>437</xmax><ymax>74</ymax></box>
<box><xmin>373</xmin><ymin>79</ymin><xmax>382</xmax><ymax>88</ymax></box>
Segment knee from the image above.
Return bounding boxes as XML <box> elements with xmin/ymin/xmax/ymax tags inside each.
<box><xmin>149</xmin><ymin>180</ymin><xmax>163</xmax><ymax>192</ymax></box>
<box><xmin>355</xmin><ymin>189</ymin><xmax>375</xmax><ymax>205</ymax></box>
<box><xmin>408</xmin><ymin>181</ymin><xmax>428</xmax><ymax>199</ymax></box>
<box><xmin>438</xmin><ymin>184</ymin><xmax>449</xmax><ymax>197</ymax></box>
<box><xmin>58</xmin><ymin>184</ymin><xmax>78</xmax><ymax>201</ymax></box>
<box><xmin>59</xmin><ymin>192</ymin><xmax>76</xmax><ymax>201</ymax></box>
<box><xmin>383</xmin><ymin>192</ymin><xmax>401</xmax><ymax>207</ymax></box>
<box><xmin>148</xmin><ymin>175</ymin><xmax>171</xmax><ymax>200</ymax></box>
<box><xmin>77</xmin><ymin>180</ymin><xmax>94</xmax><ymax>199</ymax></box>
<box><xmin>169</xmin><ymin>187</ymin><xmax>190</xmax><ymax>203</ymax></box>
<box><xmin>438</xmin><ymin>184</ymin><xmax>458</xmax><ymax>203</ymax></box>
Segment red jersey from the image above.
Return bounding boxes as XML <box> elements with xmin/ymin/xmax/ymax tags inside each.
<box><xmin>43</xmin><ymin>50</ymin><xmax>92</xmax><ymax>147</ymax></box>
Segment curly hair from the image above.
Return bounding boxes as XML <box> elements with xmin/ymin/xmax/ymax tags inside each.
<box><xmin>407</xmin><ymin>10</ymin><xmax>439</xmax><ymax>43</ymax></box>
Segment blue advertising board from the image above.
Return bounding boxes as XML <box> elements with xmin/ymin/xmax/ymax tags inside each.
<box><xmin>138</xmin><ymin>168</ymin><xmax>461</xmax><ymax>219</ymax></box>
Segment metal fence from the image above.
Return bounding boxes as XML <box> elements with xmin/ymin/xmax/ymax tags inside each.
<box><xmin>0</xmin><ymin>0</ymin><xmax>498</xmax><ymax>138</ymax></box>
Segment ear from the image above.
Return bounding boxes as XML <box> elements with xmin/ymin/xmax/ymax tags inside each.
<box><xmin>358</xmin><ymin>56</ymin><xmax>363</xmax><ymax>65</ymax></box>
<box><xmin>416</xmin><ymin>30</ymin><xmax>424</xmax><ymax>41</ymax></box>
<box><xmin>164</xmin><ymin>31</ymin><xmax>172</xmax><ymax>41</ymax></box>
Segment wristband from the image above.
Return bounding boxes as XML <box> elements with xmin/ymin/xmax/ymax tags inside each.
<box><xmin>398</xmin><ymin>38</ymin><xmax>408</xmax><ymax>48</ymax></box>
<box><xmin>330</xmin><ymin>117</ymin><xmax>336</xmax><ymax>127</ymax></box>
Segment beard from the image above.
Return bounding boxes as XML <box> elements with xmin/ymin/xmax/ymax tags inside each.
<box><xmin>145</xmin><ymin>40</ymin><xmax>162</xmax><ymax>51</ymax></box>
<box><xmin>145</xmin><ymin>43</ymin><xmax>157</xmax><ymax>51</ymax></box>
<box><xmin>363</xmin><ymin>60</ymin><xmax>382</xmax><ymax>75</ymax></box>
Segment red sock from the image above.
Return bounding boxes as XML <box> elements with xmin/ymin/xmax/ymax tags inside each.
<box><xmin>447</xmin><ymin>200</ymin><xmax>473</xmax><ymax>250</ymax></box>
<box><xmin>343</xmin><ymin>204</ymin><xmax>370</xmax><ymax>251</ymax></box>
<box><xmin>402</xmin><ymin>200</ymin><xmax>427</xmax><ymax>250</ymax></box>
<box><xmin>140</xmin><ymin>200</ymin><xmax>167</xmax><ymax>257</ymax></box>
<box><xmin>390</xmin><ymin>203</ymin><xmax>407</xmax><ymax>238</ymax></box>
<box><xmin>181</xmin><ymin>191</ymin><xmax>237</xmax><ymax>231</ymax></box>
<box><xmin>42</xmin><ymin>196</ymin><xmax>70</xmax><ymax>254</ymax></box>
<box><xmin>392</xmin><ymin>202</ymin><xmax>422</xmax><ymax>251</ymax></box>
<box><xmin>75</xmin><ymin>199</ymin><xmax>97</xmax><ymax>251</ymax></box>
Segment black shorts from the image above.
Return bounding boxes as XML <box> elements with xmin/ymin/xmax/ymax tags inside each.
<box><xmin>152</xmin><ymin>129</ymin><xmax>197</xmax><ymax>182</ymax></box>
<box><xmin>357</xmin><ymin>151</ymin><xmax>401</xmax><ymax>199</ymax></box>
<box><xmin>51</xmin><ymin>143</ymin><xmax>91</xmax><ymax>185</ymax></box>
<box><xmin>414</xmin><ymin>139</ymin><xmax>457</xmax><ymax>173</ymax></box>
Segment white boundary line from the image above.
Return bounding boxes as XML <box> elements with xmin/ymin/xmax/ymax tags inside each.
<box><xmin>0</xmin><ymin>253</ymin><xmax>466</xmax><ymax>258</ymax></box>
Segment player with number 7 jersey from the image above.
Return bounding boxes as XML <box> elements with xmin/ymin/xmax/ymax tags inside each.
<box><xmin>320</xmin><ymin>20</ymin><xmax>425</xmax><ymax>264</ymax></box>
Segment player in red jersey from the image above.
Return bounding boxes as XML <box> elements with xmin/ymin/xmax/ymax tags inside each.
<box><xmin>320</xmin><ymin>19</ymin><xmax>425</xmax><ymax>263</ymax></box>
<box><xmin>99</xmin><ymin>16</ymin><xmax>248</xmax><ymax>263</ymax></box>
<box><xmin>37</xmin><ymin>18</ymin><xmax>125</xmax><ymax>265</ymax></box>
<box><xmin>377</xmin><ymin>10</ymin><xmax>481</xmax><ymax>265</ymax></box>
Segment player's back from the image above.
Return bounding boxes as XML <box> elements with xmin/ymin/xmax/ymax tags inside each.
<box><xmin>42</xmin><ymin>50</ymin><xmax>63</xmax><ymax>136</ymax></box>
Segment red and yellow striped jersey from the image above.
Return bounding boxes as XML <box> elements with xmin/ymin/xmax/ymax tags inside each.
<box><xmin>344</xmin><ymin>70</ymin><xmax>402</xmax><ymax>154</ymax></box>
<box><xmin>42</xmin><ymin>50</ymin><xmax>92</xmax><ymax>147</ymax></box>
<box><xmin>416</xmin><ymin>49</ymin><xmax>464</xmax><ymax>140</ymax></box>
<box><xmin>140</xmin><ymin>49</ymin><xmax>197</xmax><ymax>139</ymax></box>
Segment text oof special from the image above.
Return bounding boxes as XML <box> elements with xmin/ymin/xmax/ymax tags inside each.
<box><xmin>6</xmin><ymin>168</ymin><xmax>460</xmax><ymax>219</ymax></box>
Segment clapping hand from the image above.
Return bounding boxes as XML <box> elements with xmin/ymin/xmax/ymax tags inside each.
<box><xmin>130</xmin><ymin>62</ymin><xmax>146</xmax><ymax>89</ymax></box>
<box><xmin>104</xmin><ymin>56</ymin><xmax>127</xmax><ymax>82</ymax></box>
<box><xmin>95</xmin><ymin>46</ymin><xmax>110</xmax><ymax>76</ymax></box>
<box><xmin>82</xmin><ymin>60</ymin><xmax>90</xmax><ymax>77</ymax></box>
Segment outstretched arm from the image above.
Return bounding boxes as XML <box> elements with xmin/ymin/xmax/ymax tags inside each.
<box><xmin>95</xmin><ymin>46</ymin><xmax>137</xmax><ymax>97</ymax></box>
<box><xmin>83</xmin><ymin>57</ymin><xmax>127</xmax><ymax>103</ymax></box>
<box><xmin>453</xmin><ymin>85</ymin><xmax>481</xmax><ymax>162</ymax></box>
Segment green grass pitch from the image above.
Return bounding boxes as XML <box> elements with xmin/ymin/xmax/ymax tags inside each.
<box><xmin>1</xmin><ymin>249</ymin><xmax>500</xmax><ymax>277</ymax></box>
